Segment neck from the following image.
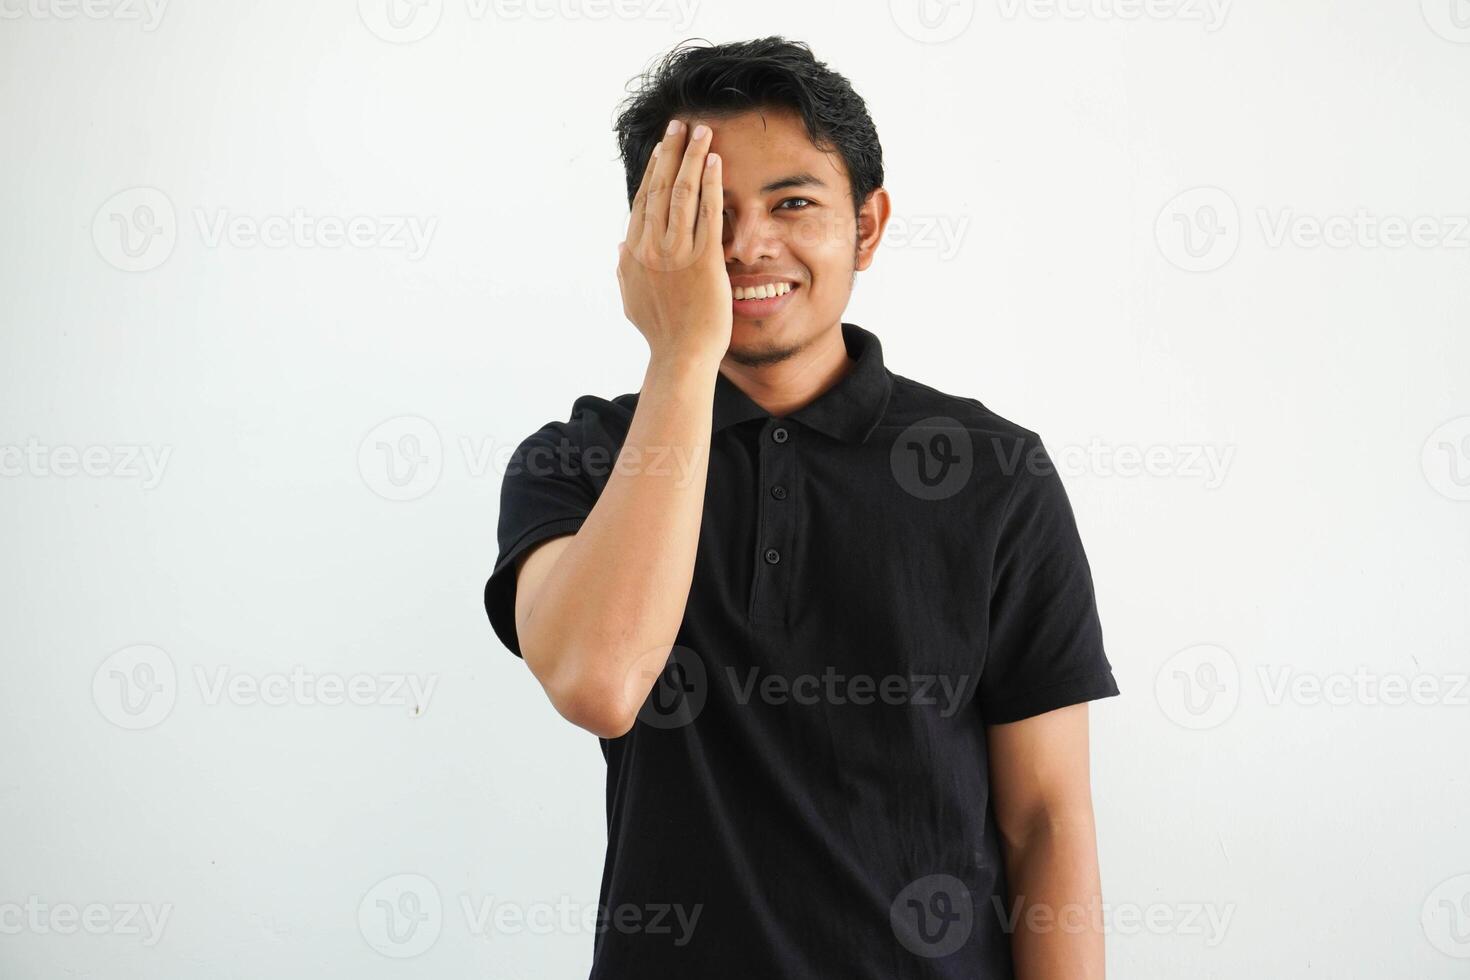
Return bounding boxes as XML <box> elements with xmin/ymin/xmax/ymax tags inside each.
<box><xmin>720</xmin><ymin>324</ymin><xmax>854</xmax><ymax>418</ymax></box>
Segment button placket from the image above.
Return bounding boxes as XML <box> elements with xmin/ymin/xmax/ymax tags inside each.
<box><xmin>751</xmin><ymin>418</ymin><xmax>797</xmax><ymax>626</ymax></box>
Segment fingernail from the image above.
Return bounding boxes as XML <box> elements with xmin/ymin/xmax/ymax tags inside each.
<box><xmin>692</xmin><ymin>124</ymin><xmax>709</xmax><ymax>141</ymax></box>
<box><xmin>666</xmin><ymin>119</ymin><xmax>682</xmax><ymax>136</ymax></box>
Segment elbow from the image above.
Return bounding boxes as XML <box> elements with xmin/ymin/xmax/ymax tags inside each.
<box><xmin>550</xmin><ymin>672</ymin><xmax>639</xmax><ymax>739</ymax></box>
<box><xmin>556</xmin><ymin>687</ymin><xmax>639</xmax><ymax>739</ymax></box>
<box><xmin>524</xmin><ymin>643</ymin><xmax>639</xmax><ymax>739</ymax></box>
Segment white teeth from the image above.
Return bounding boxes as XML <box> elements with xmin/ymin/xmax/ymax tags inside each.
<box><xmin>733</xmin><ymin>282</ymin><xmax>793</xmax><ymax>300</ymax></box>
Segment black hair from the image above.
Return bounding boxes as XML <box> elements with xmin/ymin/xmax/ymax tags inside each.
<box><xmin>612</xmin><ymin>37</ymin><xmax>884</xmax><ymax>221</ymax></box>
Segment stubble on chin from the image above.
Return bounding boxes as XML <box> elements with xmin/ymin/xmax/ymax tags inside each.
<box><xmin>725</xmin><ymin>325</ymin><xmax>811</xmax><ymax>368</ymax></box>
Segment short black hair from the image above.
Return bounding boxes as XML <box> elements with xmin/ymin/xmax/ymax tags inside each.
<box><xmin>612</xmin><ymin>36</ymin><xmax>884</xmax><ymax>221</ymax></box>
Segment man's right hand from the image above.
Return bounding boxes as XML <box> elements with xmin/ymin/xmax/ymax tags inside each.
<box><xmin>617</xmin><ymin>118</ymin><xmax>732</xmax><ymax>368</ymax></box>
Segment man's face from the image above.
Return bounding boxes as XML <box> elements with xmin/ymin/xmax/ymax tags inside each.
<box><xmin>678</xmin><ymin>107</ymin><xmax>888</xmax><ymax>367</ymax></box>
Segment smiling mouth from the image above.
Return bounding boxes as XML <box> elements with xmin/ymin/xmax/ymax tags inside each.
<box><xmin>731</xmin><ymin>282</ymin><xmax>800</xmax><ymax>316</ymax></box>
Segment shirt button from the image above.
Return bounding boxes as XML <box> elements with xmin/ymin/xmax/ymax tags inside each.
<box><xmin>763</xmin><ymin>548</ymin><xmax>781</xmax><ymax>565</ymax></box>
<box><xmin>770</xmin><ymin>485</ymin><xmax>788</xmax><ymax>500</ymax></box>
<box><xmin>771</xmin><ymin>426</ymin><xmax>789</xmax><ymax>444</ymax></box>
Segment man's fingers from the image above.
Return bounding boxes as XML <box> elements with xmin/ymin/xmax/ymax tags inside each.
<box><xmin>665</xmin><ymin>122</ymin><xmax>712</xmax><ymax>247</ymax></box>
<box><xmin>691</xmin><ymin>151</ymin><xmax>722</xmax><ymax>261</ymax></box>
<box><xmin>624</xmin><ymin>143</ymin><xmax>660</xmax><ymax>246</ymax></box>
<box><xmin>644</xmin><ymin>119</ymin><xmax>688</xmax><ymax>242</ymax></box>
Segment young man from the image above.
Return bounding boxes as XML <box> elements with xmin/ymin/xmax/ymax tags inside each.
<box><xmin>484</xmin><ymin>37</ymin><xmax>1120</xmax><ymax>979</ymax></box>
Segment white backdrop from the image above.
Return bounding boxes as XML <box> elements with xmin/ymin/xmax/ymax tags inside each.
<box><xmin>2</xmin><ymin>1</ymin><xmax>1469</xmax><ymax>977</ymax></box>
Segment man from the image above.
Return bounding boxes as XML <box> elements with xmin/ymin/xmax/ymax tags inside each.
<box><xmin>484</xmin><ymin>36</ymin><xmax>1121</xmax><ymax>979</ymax></box>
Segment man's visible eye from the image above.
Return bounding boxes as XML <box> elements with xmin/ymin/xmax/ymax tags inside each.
<box><xmin>778</xmin><ymin>198</ymin><xmax>813</xmax><ymax>210</ymax></box>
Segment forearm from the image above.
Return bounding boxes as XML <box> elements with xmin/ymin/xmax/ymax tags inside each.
<box><xmin>518</xmin><ymin>352</ymin><xmax>718</xmax><ymax>731</ymax></box>
<box><xmin>1000</xmin><ymin>812</ymin><xmax>1107</xmax><ymax>980</ymax></box>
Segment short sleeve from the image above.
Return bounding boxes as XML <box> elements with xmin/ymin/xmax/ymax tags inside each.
<box><xmin>979</xmin><ymin>435</ymin><xmax>1120</xmax><ymax>724</ymax></box>
<box><xmin>483</xmin><ymin>398</ymin><xmax>616</xmax><ymax>657</ymax></box>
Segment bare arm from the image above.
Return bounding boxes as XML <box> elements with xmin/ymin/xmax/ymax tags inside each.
<box><xmin>511</xmin><ymin>118</ymin><xmax>731</xmax><ymax>739</ymax></box>
<box><xmin>512</xmin><ymin>358</ymin><xmax>715</xmax><ymax>737</ymax></box>
<box><xmin>988</xmin><ymin>702</ymin><xmax>1107</xmax><ymax>979</ymax></box>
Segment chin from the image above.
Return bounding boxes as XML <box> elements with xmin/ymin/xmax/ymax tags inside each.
<box><xmin>727</xmin><ymin>322</ymin><xmax>806</xmax><ymax>368</ymax></box>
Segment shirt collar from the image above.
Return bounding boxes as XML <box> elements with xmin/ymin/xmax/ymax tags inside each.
<box><xmin>712</xmin><ymin>323</ymin><xmax>893</xmax><ymax>444</ymax></box>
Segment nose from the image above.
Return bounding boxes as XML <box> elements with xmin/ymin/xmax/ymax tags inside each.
<box><xmin>722</xmin><ymin>206</ymin><xmax>782</xmax><ymax>266</ymax></box>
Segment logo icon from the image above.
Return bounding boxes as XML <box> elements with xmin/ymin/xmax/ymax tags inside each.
<box><xmin>358</xmin><ymin>0</ymin><xmax>443</xmax><ymax>43</ymax></box>
<box><xmin>891</xmin><ymin>873</ymin><xmax>974</xmax><ymax>958</ymax></box>
<box><xmin>358</xmin><ymin>873</ymin><xmax>443</xmax><ymax>958</ymax></box>
<box><xmin>93</xmin><ymin>644</ymin><xmax>178</xmax><ymax>730</ymax></box>
<box><xmin>92</xmin><ymin>187</ymin><xmax>177</xmax><ymax>272</ymax></box>
<box><xmin>1422</xmin><ymin>0</ymin><xmax>1470</xmax><ymax>42</ymax></box>
<box><xmin>1156</xmin><ymin>186</ymin><xmax>1240</xmax><ymax>272</ymax></box>
<box><xmin>1423</xmin><ymin>873</ymin><xmax>1470</xmax><ymax>957</ymax></box>
<box><xmin>359</xmin><ymin>415</ymin><xmax>443</xmax><ymax>501</ymax></box>
<box><xmin>889</xmin><ymin>0</ymin><xmax>975</xmax><ymax>43</ymax></box>
<box><xmin>1422</xmin><ymin>416</ymin><xmax>1470</xmax><ymax>501</ymax></box>
<box><xmin>891</xmin><ymin>417</ymin><xmax>974</xmax><ymax>500</ymax></box>
<box><xmin>1155</xmin><ymin>643</ymin><xmax>1239</xmax><ymax>730</ymax></box>
<box><xmin>635</xmin><ymin>646</ymin><xmax>708</xmax><ymax>730</ymax></box>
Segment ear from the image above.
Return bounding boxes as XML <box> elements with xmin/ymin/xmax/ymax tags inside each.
<box><xmin>853</xmin><ymin>186</ymin><xmax>892</xmax><ymax>273</ymax></box>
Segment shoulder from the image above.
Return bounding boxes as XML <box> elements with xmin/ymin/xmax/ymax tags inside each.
<box><xmin>880</xmin><ymin>371</ymin><xmax>1076</xmax><ymax>521</ymax></box>
<box><xmin>884</xmin><ymin>371</ymin><xmax>1042</xmax><ymax>451</ymax></box>
<box><xmin>517</xmin><ymin>389</ymin><xmax>642</xmax><ymax>449</ymax></box>
<box><xmin>500</xmin><ymin>390</ymin><xmax>643</xmax><ymax>502</ymax></box>
<box><xmin>567</xmin><ymin>389</ymin><xmax>641</xmax><ymax>429</ymax></box>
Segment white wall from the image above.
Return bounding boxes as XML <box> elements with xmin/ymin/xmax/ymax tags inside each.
<box><xmin>2</xmin><ymin>1</ymin><xmax>1468</xmax><ymax>977</ymax></box>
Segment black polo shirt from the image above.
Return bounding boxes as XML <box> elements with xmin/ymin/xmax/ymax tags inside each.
<box><xmin>483</xmin><ymin>322</ymin><xmax>1120</xmax><ymax>979</ymax></box>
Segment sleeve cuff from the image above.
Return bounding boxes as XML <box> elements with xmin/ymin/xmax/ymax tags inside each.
<box><xmin>483</xmin><ymin>516</ymin><xmax>587</xmax><ymax>657</ymax></box>
<box><xmin>982</xmin><ymin>668</ymin><xmax>1120</xmax><ymax>725</ymax></box>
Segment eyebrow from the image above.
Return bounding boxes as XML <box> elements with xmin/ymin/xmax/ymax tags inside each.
<box><xmin>757</xmin><ymin>173</ymin><xmax>828</xmax><ymax>194</ymax></box>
